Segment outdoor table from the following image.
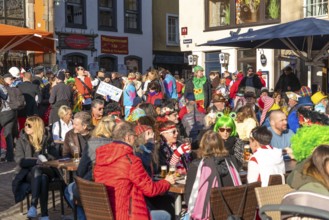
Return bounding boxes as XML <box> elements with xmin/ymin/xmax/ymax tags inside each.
<box><xmin>44</xmin><ymin>159</ymin><xmax>79</xmax><ymax>183</ymax></box>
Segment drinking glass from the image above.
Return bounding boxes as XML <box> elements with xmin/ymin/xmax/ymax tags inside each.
<box><xmin>169</xmin><ymin>165</ymin><xmax>176</xmax><ymax>175</ymax></box>
<box><xmin>160</xmin><ymin>165</ymin><xmax>167</xmax><ymax>178</ymax></box>
<box><xmin>73</xmin><ymin>148</ymin><xmax>80</xmax><ymax>163</ymax></box>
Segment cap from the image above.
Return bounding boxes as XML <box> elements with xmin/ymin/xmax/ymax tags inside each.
<box><xmin>193</xmin><ymin>65</ymin><xmax>204</xmax><ymax>72</ymax></box>
<box><xmin>56</xmin><ymin>70</ymin><xmax>65</xmax><ymax>81</ymax></box>
<box><xmin>212</xmin><ymin>94</ymin><xmax>226</xmax><ymax>103</ymax></box>
<box><xmin>286</xmin><ymin>91</ymin><xmax>300</xmax><ymax>102</ymax></box>
<box><xmin>134</xmin><ymin>125</ymin><xmax>152</xmax><ymax>136</ymax></box>
<box><xmin>311</xmin><ymin>91</ymin><xmax>328</xmax><ymax>105</ymax></box>
<box><xmin>8</xmin><ymin>67</ymin><xmax>20</xmax><ymax>78</ymax></box>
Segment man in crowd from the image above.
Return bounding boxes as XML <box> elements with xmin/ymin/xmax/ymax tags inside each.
<box><xmin>275</xmin><ymin>66</ymin><xmax>301</xmax><ymax>92</ymax></box>
<box><xmin>286</xmin><ymin>91</ymin><xmax>301</xmax><ymax>133</ymax></box>
<box><xmin>268</xmin><ymin>110</ymin><xmax>294</xmax><ymax>157</ymax></box>
<box><xmin>75</xmin><ymin>66</ymin><xmax>93</xmax><ymax>111</ymax></box>
<box><xmin>94</xmin><ymin>121</ymin><xmax>174</xmax><ymax>220</ymax></box>
<box><xmin>63</xmin><ymin>111</ymin><xmax>92</xmax><ymax>158</ymax></box>
<box><xmin>238</xmin><ymin>66</ymin><xmax>263</xmax><ymax>95</ymax></box>
<box><xmin>90</xmin><ymin>99</ymin><xmax>104</xmax><ymax>126</ymax></box>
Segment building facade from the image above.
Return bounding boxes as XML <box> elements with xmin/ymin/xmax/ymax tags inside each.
<box><xmin>54</xmin><ymin>0</ymin><xmax>152</xmax><ymax>76</ymax></box>
<box><xmin>179</xmin><ymin>0</ymin><xmax>328</xmax><ymax>92</ymax></box>
<box><xmin>152</xmin><ymin>0</ymin><xmax>190</xmax><ymax>76</ymax></box>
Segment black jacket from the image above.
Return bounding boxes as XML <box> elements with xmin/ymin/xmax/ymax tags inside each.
<box><xmin>77</xmin><ymin>137</ymin><xmax>112</xmax><ymax>180</ymax></box>
<box><xmin>17</xmin><ymin>81</ymin><xmax>41</xmax><ymax>117</ymax></box>
<box><xmin>274</xmin><ymin>73</ymin><xmax>301</xmax><ymax>92</ymax></box>
<box><xmin>12</xmin><ymin>130</ymin><xmax>58</xmax><ymax>203</ymax></box>
<box><xmin>184</xmin><ymin>77</ymin><xmax>212</xmax><ymax>108</ymax></box>
<box><xmin>238</xmin><ymin>74</ymin><xmax>263</xmax><ymax>93</ymax></box>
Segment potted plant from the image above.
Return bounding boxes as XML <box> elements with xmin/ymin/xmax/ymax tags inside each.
<box><xmin>268</xmin><ymin>0</ymin><xmax>280</xmax><ymax>19</ymax></box>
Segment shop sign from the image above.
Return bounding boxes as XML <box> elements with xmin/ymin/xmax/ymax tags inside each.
<box><xmin>56</xmin><ymin>32</ymin><xmax>97</xmax><ymax>52</ymax></box>
<box><xmin>101</xmin><ymin>35</ymin><xmax>128</xmax><ymax>54</ymax></box>
<box><xmin>65</xmin><ymin>35</ymin><xmax>90</xmax><ymax>49</ymax></box>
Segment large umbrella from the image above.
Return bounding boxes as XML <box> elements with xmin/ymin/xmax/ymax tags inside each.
<box><xmin>0</xmin><ymin>24</ymin><xmax>55</xmax><ymax>54</ymax></box>
<box><xmin>202</xmin><ymin>18</ymin><xmax>329</xmax><ymax>65</ymax></box>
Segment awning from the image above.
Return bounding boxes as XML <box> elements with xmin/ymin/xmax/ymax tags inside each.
<box><xmin>0</xmin><ymin>24</ymin><xmax>55</xmax><ymax>54</ymax></box>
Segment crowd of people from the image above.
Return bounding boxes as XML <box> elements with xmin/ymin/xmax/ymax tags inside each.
<box><xmin>1</xmin><ymin>64</ymin><xmax>329</xmax><ymax>220</ymax></box>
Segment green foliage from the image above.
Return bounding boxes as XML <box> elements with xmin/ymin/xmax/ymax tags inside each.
<box><xmin>291</xmin><ymin>125</ymin><xmax>329</xmax><ymax>162</ymax></box>
<box><xmin>224</xmin><ymin>4</ymin><xmax>230</xmax><ymax>25</ymax></box>
<box><xmin>268</xmin><ymin>0</ymin><xmax>280</xmax><ymax>19</ymax></box>
<box><xmin>244</xmin><ymin>0</ymin><xmax>261</xmax><ymax>12</ymax></box>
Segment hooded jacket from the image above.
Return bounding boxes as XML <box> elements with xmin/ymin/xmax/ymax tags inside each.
<box><xmin>94</xmin><ymin>141</ymin><xmax>170</xmax><ymax>220</ymax></box>
<box><xmin>247</xmin><ymin>145</ymin><xmax>285</xmax><ymax>186</ymax></box>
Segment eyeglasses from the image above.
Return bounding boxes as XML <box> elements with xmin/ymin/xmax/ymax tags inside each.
<box><xmin>25</xmin><ymin>123</ymin><xmax>32</xmax><ymax>128</ymax></box>
<box><xmin>219</xmin><ymin>127</ymin><xmax>232</xmax><ymax>133</ymax></box>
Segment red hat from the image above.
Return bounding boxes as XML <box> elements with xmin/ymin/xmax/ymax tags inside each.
<box><xmin>134</xmin><ymin>125</ymin><xmax>152</xmax><ymax>136</ymax></box>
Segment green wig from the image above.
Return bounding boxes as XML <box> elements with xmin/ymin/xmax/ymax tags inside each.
<box><xmin>213</xmin><ymin>114</ymin><xmax>238</xmax><ymax>137</ymax></box>
<box><xmin>291</xmin><ymin>125</ymin><xmax>329</xmax><ymax>162</ymax></box>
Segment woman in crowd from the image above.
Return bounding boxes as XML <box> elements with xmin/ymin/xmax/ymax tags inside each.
<box><xmin>13</xmin><ymin>116</ymin><xmax>58</xmax><ymax>220</ymax></box>
<box><xmin>247</xmin><ymin>126</ymin><xmax>285</xmax><ymax>186</ymax></box>
<box><xmin>146</xmin><ymin>81</ymin><xmax>163</xmax><ymax>105</ymax></box>
<box><xmin>51</xmin><ymin>105</ymin><xmax>73</xmax><ymax>157</ymax></box>
<box><xmin>65</xmin><ymin>115</ymin><xmax>116</xmax><ymax>220</ymax></box>
<box><xmin>272</xmin><ymin>91</ymin><xmax>288</xmax><ymax>115</ymax></box>
<box><xmin>123</xmin><ymin>73</ymin><xmax>137</xmax><ymax>119</ymax></box>
<box><xmin>158</xmin><ymin>120</ymin><xmax>192</xmax><ymax>175</ymax></box>
<box><xmin>235</xmin><ymin>105</ymin><xmax>258</xmax><ymax>142</ymax></box>
<box><xmin>214</xmin><ymin>114</ymin><xmax>244</xmax><ymax>170</ymax></box>
<box><xmin>184</xmin><ymin>130</ymin><xmax>240</xmax><ymax>219</ymax></box>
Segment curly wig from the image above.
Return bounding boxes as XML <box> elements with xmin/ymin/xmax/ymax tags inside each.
<box><xmin>291</xmin><ymin>125</ymin><xmax>329</xmax><ymax>162</ymax></box>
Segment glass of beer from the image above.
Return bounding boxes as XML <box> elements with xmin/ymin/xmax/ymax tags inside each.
<box><xmin>244</xmin><ymin>145</ymin><xmax>250</xmax><ymax>161</ymax></box>
<box><xmin>73</xmin><ymin>148</ymin><xmax>80</xmax><ymax>163</ymax></box>
<box><xmin>160</xmin><ymin>165</ymin><xmax>167</xmax><ymax>178</ymax></box>
<box><xmin>169</xmin><ymin>165</ymin><xmax>176</xmax><ymax>175</ymax></box>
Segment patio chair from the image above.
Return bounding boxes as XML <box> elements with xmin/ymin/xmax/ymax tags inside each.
<box><xmin>268</xmin><ymin>174</ymin><xmax>285</xmax><ymax>186</ymax></box>
<box><xmin>255</xmin><ymin>184</ymin><xmax>294</xmax><ymax>219</ymax></box>
<box><xmin>75</xmin><ymin>176</ymin><xmax>114</xmax><ymax>220</ymax></box>
<box><xmin>259</xmin><ymin>191</ymin><xmax>329</xmax><ymax>220</ymax></box>
<box><xmin>210</xmin><ymin>181</ymin><xmax>261</xmax><ymax>220</ymax></box>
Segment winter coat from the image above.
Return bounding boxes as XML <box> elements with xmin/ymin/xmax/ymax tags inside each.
<box><xmin>77</xmin><ymin>137</ymin><xmax>112</xmax><ymax>180</ymax></box>
<box><xmin>62</xmin><ymin>129</ymin><xmax>90</xmax><ymax>158</ymax></box>
<box><xmin>94</xmin><ymin>141</ymin><xmax>170</xmax><ymax>220</ymax></box>
<box><xmin>184</xmin><ymin>157</ymin><xmax>236</xmax><ymax>219</ymax></box>
<box><xmin>184</xmin><ymin>77</ymin><xmax>212</xmax><ymax>108</ymax></box>
<box><xmin>12</xmin><ymin>130</ymin><xmax>58</xmax><ymax>203</ymax></box>
<box><xmin>163</xmin><ymin>74</ymin><xmax>178</xmax><ymax>99</ymax></box>
<box><xmin>274</xmin><ymin>73</ymin><xmax>301</xmax><ymax>92</ymax></box>
<box><xmin>123</xmin><ymin>82</ymin><xmax>137</xmax><ymax>107</ymax></box>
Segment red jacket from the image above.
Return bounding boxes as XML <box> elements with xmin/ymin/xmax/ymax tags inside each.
<box><xmin>146</xmin><ymin>92</ymin><xmax>163</xmax><ymax>105</ymax></box>
<box><xmin>94</xmin><ymin>141</ymin><xmax>170</xmax><ymax>220</ymax></box>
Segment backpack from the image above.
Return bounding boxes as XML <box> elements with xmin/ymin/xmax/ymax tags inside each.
<box><xmin>6</xmin><ymin>87</ymin><xmax>26</xmax><ymax>110</ymax></box>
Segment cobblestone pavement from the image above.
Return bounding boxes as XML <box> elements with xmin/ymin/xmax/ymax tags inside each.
<box><xmin>0</xmin><ymin>161</ymin><xmax>73</xmax><ymax>220</ymax></box>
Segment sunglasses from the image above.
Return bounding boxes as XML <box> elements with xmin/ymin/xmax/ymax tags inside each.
<box><xmin>219</xmin><ymin>127</ymin><xmax>232</xmax><ymax>133</ymax></box>
<box><xmin>25</xmin><ymin>123</ymin><xmax>32</xmax><ymax>128</ymax></box>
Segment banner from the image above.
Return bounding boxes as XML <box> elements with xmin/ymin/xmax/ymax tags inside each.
<box><xmin>101</xmin><ymin>35</ymin><xmax>128</xmax><ymax>54</ymax></box>
<box><xmin>96</xmin><ymin>82</ymin><xmax>123</xmax><ymax>102</ymax></box>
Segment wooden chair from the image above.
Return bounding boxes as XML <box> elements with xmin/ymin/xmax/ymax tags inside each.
<box><xmin>268</xmin><ymin>174</ymin><xmax>285</xmax><ymax>186</ymax></box>
<box><xmin>75</xmin><ymin>176</ymin><xmax>114</xmax><ymax>220</ymax></box>
<box><xmin>210</xmin><ymin>182</ymin><xmax>261</xmax><ymax>220</ymax></box>
<box><xmin>255</xmin><ymin>184</ymin><xmax>295</xmax><ymax>220</ymax></box>
<box><xmin>20</xmin><ymin>178</ymin><xmax>65</xmax><ymax>216</ymax></box>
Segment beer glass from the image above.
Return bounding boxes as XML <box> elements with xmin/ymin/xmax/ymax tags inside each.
<box><xmin>160</xmin><ymin>165</ymin><xmax>167</xmax><ymax>178</ymax></box>
<box><xmin>244</xmin><ymin>145</ymin><xmax>250</xmax><ymax>161</ymax></box>
<box><xmin>73</xmin><ymin>148</ymin><xmax>80</xmax><ymax>163</ymax></box>
<box><xmin>169</xmin><ymin>165</ymin><xmax>176</xmax><ymax>175</ymax></box>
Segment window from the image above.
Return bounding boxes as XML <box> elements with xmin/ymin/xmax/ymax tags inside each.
<box><xmin>99</xmin><ymin>0</ymin><xmax>117</xmax><ymax>31</ymax></box>
<box><xmin>237</xmin><ymin>49</ymin><xmax>256</xmax><ymax>73</ymax></box>
<box><xmin>66</xmin><ymin>0</ymin><xmax>86</xmax><ymax>28</ymax></box>
<box><xmin>99</xmin><ymin>55</ymin><xmax>118</xmax><ymax>72</ymax></box>
<box><xmin>205</xmin><ymin>0</ymin><xmax>281</xmax><ymax>30</ymax></box>
<box><xmin>0</xmin><ymin>0</ymin><xmax>25</xmax><ymax>27</ymax></box>
<box><xmin>125</xmin><ymin>55</ymin><xmax>142</xmax><ymax>72</ymax></box>
<box><xmin>124</xmin><ymin>0</ymin><xmax>142</xmax><ymax>34</ymax></box>
<box><xmin>304</xmin><ymin>0</ymin><xmax>328</xmax><ymax>17</ymax></box>
<box><xmin>167</xmin><ymin>14</ymin><xmax>179</xmax><ymax>46</ymax></box>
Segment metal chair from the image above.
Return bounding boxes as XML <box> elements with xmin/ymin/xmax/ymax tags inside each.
<box><xmin>210</xmin><ymin>181</ymin><xmax>261</xmax><ymax>220</ymax></box>
<box><xmin>75</xmin><ymin>176</ymin><xmax>114</xmax><ymax>220</ymax></box>
<box><xmin>255</xmin><ymin>184</ymin><xmax>294</xmax><ymax>219</ymax></box>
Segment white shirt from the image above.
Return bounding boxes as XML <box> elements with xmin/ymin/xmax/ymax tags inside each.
<box><xmin>52</xmin><ymin>119</ymin><xmax>73</xmax><ymax>141</ymax></box>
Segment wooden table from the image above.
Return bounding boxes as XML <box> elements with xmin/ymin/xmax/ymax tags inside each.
<box><xmin>44</xmin><ymin>159</ymin><xmax>79</xmax><ymax>183</ymax></box>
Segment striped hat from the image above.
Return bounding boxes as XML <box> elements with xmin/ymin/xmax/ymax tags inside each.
<box><xmin>298</xmin><ymin>86</ymin><xmax>312</xmax><ymax>97</ymax></box>
<box><xmin>260</xmin><ymin>96</ymin><xmax>274</xmax><ymax>125</ymax></box>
